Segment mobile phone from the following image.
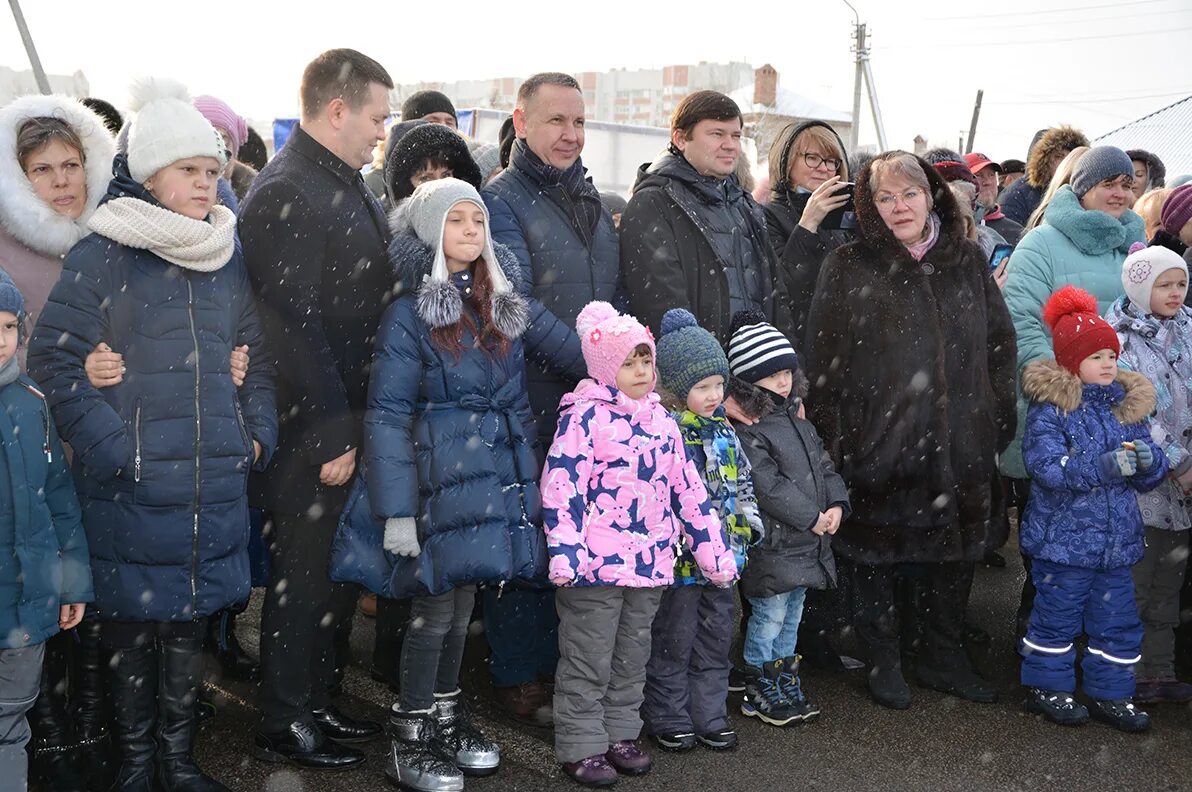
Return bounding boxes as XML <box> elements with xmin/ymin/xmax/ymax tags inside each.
<box><xmin>989</xmin><ymin>243</ymin><xmax>1013</xmax><ymax>271</ymax></box>
<box><xmin>821</xmin><ymin>182</ymin><xmax>856</xmax><ymax>230</ymax></box>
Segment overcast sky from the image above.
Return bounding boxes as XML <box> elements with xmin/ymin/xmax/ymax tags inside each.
<box><xmin>3</xmin><ymin>0</ymin><xmax>1190</xmax><ymax>163</ymax></box>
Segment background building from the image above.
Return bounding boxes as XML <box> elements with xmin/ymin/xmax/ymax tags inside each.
<box><xmin>0</xmin><ymin>66</ymin><xmax>88</xmax><ymax>104</ymax></box>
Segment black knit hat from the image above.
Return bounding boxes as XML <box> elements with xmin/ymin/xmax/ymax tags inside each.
<box><xmin>726</xmin><ymin>310</ymin><xmax>799</xmax><ymax>385</ymax></box>
<box><xmin>1000</xmin><ymin>158</ymin><xmax>1025</xmax><ymax>174</ymax></box>
<box><xmin>401</xmin><ymin>90</ymin><xmax>457</xmax><ymax>123</ymax></box>
<box><xmin>384</xmin><ymin>123</ymin><xmax>482</xmax><ymax>204</ymax></box>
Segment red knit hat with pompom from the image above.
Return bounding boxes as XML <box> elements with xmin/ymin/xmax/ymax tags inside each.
<box><xmin>1043</xmin><ymin>285</ymin><xmax>1120</xmax><ymax>375</ymax></box>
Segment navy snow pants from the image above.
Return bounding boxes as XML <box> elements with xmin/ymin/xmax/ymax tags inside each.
<box><xmin>1020</xmin><ymin>559</ymin><xmax>1143</xmax><ymax>700</ymax></box>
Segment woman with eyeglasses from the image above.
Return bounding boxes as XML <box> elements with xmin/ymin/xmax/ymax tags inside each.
<box><xmin>764</xmin><ymin>121</ymin><xmax>854</xmax><ymax>340</ymax></box>
<box><xmin>802</xmin><ymin>151</ymin><xmax>1017</xmax><ymax>711</ymax></box>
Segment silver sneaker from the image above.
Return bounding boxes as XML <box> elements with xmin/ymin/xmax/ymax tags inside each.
<box><xmin>386</xmin><ymin>710</ymin><xmax>463</xmax><ymax>792</ymax></box>
<box><xmin>434</xmin><ymin>692</ymin><xmax>500</xmax><ymax>776</ymax></box>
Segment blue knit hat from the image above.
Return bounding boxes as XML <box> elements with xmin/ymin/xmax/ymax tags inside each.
<box><xmin>727</xmin><ymin>310</ymin><xmax>798</xmax><ymax>384</ymax></box>
<box><xmin>655</xmin><ymin>308</ymin><xmax>730</xmax><ymax>400</ymax></box>
<box><xmin>0</xmin><ymin>270</ymin><xmax>26</xmax><ymax>345</ymax></box>
<box><xmin>1070</xmin><ymin>146</ymin><xmax>1133</xmax><ymax>198</ymax></box>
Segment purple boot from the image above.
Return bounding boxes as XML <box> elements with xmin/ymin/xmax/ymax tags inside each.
<box><xmin>562</xmin><ymin>754</ymin><xmax>618</xmax><ymax>787</ymax></box>
<box><xmin>605</xmin><ymin>740</ymin><xmax>652</xmax><ymax>776</ymax></box>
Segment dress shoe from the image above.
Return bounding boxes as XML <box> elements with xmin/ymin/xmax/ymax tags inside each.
<box><xmin>312</xmin><ymin>705</ymin><xmax>383</xmax><ymax>744</ymax></box>
<box><xmin>252</xmin><ymin>719</ymin><xmax>366</xmax><ymax>770</ymax></box>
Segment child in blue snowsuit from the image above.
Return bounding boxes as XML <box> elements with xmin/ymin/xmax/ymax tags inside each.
<box><xmin>1019</xmin><ymin>285</ymin><xmax>1167</xmax><ymax>732</ymax></box>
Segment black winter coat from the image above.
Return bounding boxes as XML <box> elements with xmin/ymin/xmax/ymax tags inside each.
<box><xmin>331</xmin><ymin>234</ymin><xmax>544</xmax><ymax>598</ymax></box>
<box><xmin>482</xmin><ymin>154</ymin><xmax>619</xmax><ymax>443</ymax></box>
<box><xmin>621</xmin><ymin>152</ymin><xmax>793</xmax><ymax>343</ymax></box>
<box><xmin>239</xmin><ymin>126</ymin><xmax>392</xmax><ymax>515</ymax></box>
<box><xmin>804</xmin><ymin>155</ymin><xmax>1017</xmax><ymax>564</ymax></box>
<box><xmin>764</xmin><ymin>191</ymin><xmax>854</xmax><ymax>344</ymax></box>
<box><xmin>731</xmin><ymin>377</ymin><xmax>849</xmax><ymax>598</ymax></box>
<box><xmin>27</xmin><ymin>161</ymin><xmax>278</xmax><ymax>621</ymax></box>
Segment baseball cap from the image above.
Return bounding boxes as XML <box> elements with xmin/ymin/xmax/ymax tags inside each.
<box><xmin>964</xmin><ymin>152</ymin><xmax>1001</xmax><ymax>174</ymax></box>
<box><xmin>1000</xmin><ymin>158</ymin><xmax>1025</xmax><ymax>174</ymax></box>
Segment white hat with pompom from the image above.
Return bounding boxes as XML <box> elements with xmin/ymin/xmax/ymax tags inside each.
<box><xmin>126</xmin><ymin>76</ymin><xmax>226</xmax><ymax>183</ymax></box>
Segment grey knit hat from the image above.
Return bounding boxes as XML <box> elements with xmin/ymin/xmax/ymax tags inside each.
<box><xmin>392</xmin><ymin>178</ymin><xmax>511</xmax><ymax>294</ymax></box>
<box><xmin>656</xmin><ymin>309</ymin><xmax>729</xmax><ymax>401</ymax></box>
<box><xmin>1070</xmin><ymin>146</ymin><xmax>1133</xmax><ymax>198</ymax></box>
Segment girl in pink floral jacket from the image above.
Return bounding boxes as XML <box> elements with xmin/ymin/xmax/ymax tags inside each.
<box><xmin>543</xmin><ymin>301</ymin><xmax>736</xmax><ymax>785</ymax></box>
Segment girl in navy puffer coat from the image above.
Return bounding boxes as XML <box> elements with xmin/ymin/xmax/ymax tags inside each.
<box><xmin>332</xmin><ymin>178</ymin><xmax>542</xmax><ymax>789</ymax></box>
<box><xmin>26</xmin><ymin>79</ymin><xmax>277</xmax><ymax>790</ymax></box>
<box><xmin>1019</xmin><ymin>286</ymin><xmax>1166</xmax><ymax>734</ymax></box>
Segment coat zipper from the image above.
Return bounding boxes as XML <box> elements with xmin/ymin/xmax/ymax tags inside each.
<box><xmin>555</xmin><ymin>188</ymin><xmax>597</xmax><ymax>296</ymax></box>
<box><xmin>133</xmin><ymin>401</ymin><xmax>143</xmax><ymax>483</ymax></box>
<box><xmin>186</xmin><ymin>278</ymin><xmax>201</xmax><ymax>613</ymax></box>
<box><xmin>41</xmin><ymin>401</ymin><xmax>52</xmax><ymax>464</ymax></box>
<box><xmin>233</xmin><ymin>398</ymin><xmax>251</xmax><ymax>461</ymax></box>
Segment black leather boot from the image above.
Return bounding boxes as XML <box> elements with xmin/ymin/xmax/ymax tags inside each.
<box><xmin>204</xmin><ymin>609</ymin><xmax>258</xmax><ymax>682</ymax></box>
<box><xmin>157</xmin><ymin>634</ymin><xmax>229</xmax><ymax>791</ymax></box>
<box><xmin>74</xmin><ymin>618</ymin><xmax>116</xmax><ymax>792</ymax></box>
<box><xmin>107</xmin><ymin>640</ymin><xmax>159</xmax><ymax>792</ymax></box>
<box><xmin>27</xmin><ymin>631</ymin><xmax>84</xmax><ymax>791</ymax></box>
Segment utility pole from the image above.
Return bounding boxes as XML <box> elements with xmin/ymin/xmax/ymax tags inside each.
<box><xmin>849</xmin><ymin>21</ymin><xmax>865</xmax><ymax>152</ymax></box>
<box><xmin>965</xmin><ymin>89</ymin><xmax>984</xmax><ymax>154</ymax></box>
<box><xmin>8</xmin><ymin>0</ymin><xmax>51</xmax><ymax>94</ymax></box>
<box><xmin>844</xmin><ymin>1</ymin><xmax>888</xmax><ymax>152</ymax></box>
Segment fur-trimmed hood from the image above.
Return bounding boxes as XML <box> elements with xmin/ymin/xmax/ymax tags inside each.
<box><xmin>850</xmin><ymin>152</ymin><xmax>969</xmax><ymax>265</ymax></box>
<box><xmin>1022</xmin><ymin>358</ymin><xmax>1155</xmax><ymax>424</ymax></box>
<box><xmin>1026</xmin><ymin>126</ymin><xmax>1089</xmax><ymax>189</ymax></box>
<box><xmin>727</xmin><ymin>371</ymin><xmax>809</xmax><ymax>422</ymax></box>
<box><xmin>0</xmin><ymin>94</ymin><xmax>115</xmax><ymax>256</ymax></box>
<box><xmin>387</xmin><ymin>229</ymin><xmax>528</xmax><ymax>340</ymax></box>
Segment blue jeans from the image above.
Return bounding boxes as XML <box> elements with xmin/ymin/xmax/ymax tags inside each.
<box><xmin>743</xmin><ymin>589</ymin><xmax>806</xmax><ymax>668</ymax></box>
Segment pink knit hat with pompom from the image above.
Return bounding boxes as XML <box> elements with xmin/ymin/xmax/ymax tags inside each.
<box><xmin>576</xmin><ymin>301</ymin><xmax>655</xmax><ymax>388</ymax></box>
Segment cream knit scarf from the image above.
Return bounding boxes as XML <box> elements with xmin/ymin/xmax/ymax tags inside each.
<box><xmin>87</xmin><ymin>197</ymin><xmax>236</xmax><ymax>272</ymax></box>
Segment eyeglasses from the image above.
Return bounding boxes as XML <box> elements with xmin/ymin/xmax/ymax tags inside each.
<box><xmin>875</xmin><ymin>188</ymin><xmax>924</xmax><ymax>210</ymax></box>
<box><xmin>798</xmin><ymin>152</ymin><xmax>841</xmax><ymax>172</ymax></box>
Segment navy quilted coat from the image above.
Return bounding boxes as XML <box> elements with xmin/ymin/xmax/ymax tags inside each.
<box><xmin>26</xmin><ymin>159</ymin><xmax>278</xmax><ymax>622</ymax></box>
<box><xmin>331</xmin><ymin>233</ymin><xmax>545</xmax><ymax>599</ymax></box>
<box><xmin>1021</xmin><ymin>359</ymin><xmax>1167</xmax><ymax>570</ymax></box>
<box><xmin>482</xmin><ymin>154</ymin><xmax>620</xmax><ymax>441</ymax></box>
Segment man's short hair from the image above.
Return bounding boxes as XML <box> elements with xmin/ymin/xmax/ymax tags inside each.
<box><xmin>516</xmin><ymin>73</ymin><xmax>581</xmax><ymax>109</ymax></box>
<box><xmin>670</xmin><ymin>90</ymin><xmax>742</xmax><ymax>138</ymax></box>
<box><xmin>300</xmin><ymin>48</ymin><xmax>393</xmax><ymax>120</ymax></box>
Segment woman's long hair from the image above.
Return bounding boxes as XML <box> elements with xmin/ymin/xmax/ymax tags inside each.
<box><xmin>429</xmin><ymin>256</ymin><xmax>512</xmax><ymax>360</ymax></box>
<box><xmin>1025</xmin><ymin>146</ymin><xmax>1089</xmax><ymax>231</ymax></box>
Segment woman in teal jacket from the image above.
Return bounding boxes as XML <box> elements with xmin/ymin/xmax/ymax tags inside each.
<box><xmin>999</xmin><ymin>146</ymin><xmax>1144</xmax><ymax>630</ymax></box>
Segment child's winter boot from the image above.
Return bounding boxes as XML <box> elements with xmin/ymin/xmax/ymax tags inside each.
<box><xmin>695</xmin><ymin>727</ymin><xmax>738</xmax><ymax>750</ymax></box>
<box><xmin>561</xmin><ymin>754</ymin><xmax>619</xmax><ymax>787</ymax></box>
<box><xmin>386</xmin><ymin>709</ymin><xmax>464</xmax><ymax>792</ymax></box>
<box><xmin>1088</xmin><ymin>698</ymin><xmax>1151</xmax><ymax>733</ymax></box>
<box><xmin>740</xmin><ymin>661</ymin><xmax>799</xmax><ymax>726</ymax></box>
<box><xmin>605</xmin><ymin>739</ymin><xmax>652</xmax><ymax>776</ymax></box>
<box><xmin>434</xmin><ymin>690</ymin><xmax>500</xmax><ymax>776</ymax></box>
<box><xmin>779</xmin><ymin>655</ymin><xmax>821</xmax><ymax>721</ymax></box>
<box><xmin>1023</xmin><ymin>688</ymin><xmax>1089</xmax><ymax>726</ymax></box>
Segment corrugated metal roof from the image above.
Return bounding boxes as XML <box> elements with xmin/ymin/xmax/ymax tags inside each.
<box><xmin>1095</xmin><ymin>95</ymin><xmax>1192</xmax><ymax>182</ymax></box>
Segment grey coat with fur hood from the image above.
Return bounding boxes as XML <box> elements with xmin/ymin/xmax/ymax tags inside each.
<box><xmin>730</xmin><ymin>374</ymin><xmax>850</xmax><ymax>597</ymax></box>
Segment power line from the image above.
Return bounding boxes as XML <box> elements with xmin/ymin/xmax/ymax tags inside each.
<box><xmin>989</xmin><ymin>90</ymin><xmax>1192</xmax><ymax>106</ymax></box>
<box><xmin>876</xmin><ymin>24</ymin><xmax>1192</xmax><ymax>49</ymax></box>
<box><xmin>927</xmin><ymin>0</ymin><xmax>1170</xmax><ymax>21</ymax></box>
<box><xmin>945</xmin><ymin>6</ymin><xmax>1191</xmax><ymax>32</ymax></box>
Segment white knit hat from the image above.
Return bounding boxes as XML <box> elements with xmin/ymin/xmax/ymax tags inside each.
<box><xmin>1122</xmin><ymin>241</ymin><xmax>1188</xmax><ymax>313</ymax></box>
<box><xmin>125</xmin><ymin>77</ymin><xmax>227</xmax><ymax>183</ymax></box>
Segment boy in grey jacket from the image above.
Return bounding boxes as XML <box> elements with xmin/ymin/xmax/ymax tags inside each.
<box><xmin>726</xmin><ymin>311</ymin><xmax>850</xmax><ymax>728</ymax></box>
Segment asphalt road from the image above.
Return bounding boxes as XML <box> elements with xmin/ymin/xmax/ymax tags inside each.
<box><xmin>193</xmin><ymin>546</ymin><xmax>1192</xmax><ymax>792</ymax></box>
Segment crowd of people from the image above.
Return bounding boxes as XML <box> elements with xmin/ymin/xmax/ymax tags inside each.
<box><xmin>0</xmin><ymin>46</ymin><xmax>1190</xmax><ymax>792</ymax></box>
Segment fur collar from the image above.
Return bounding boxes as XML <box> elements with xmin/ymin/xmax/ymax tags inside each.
<box><xmin>1026</xmin><ymin>126</ymin><xmax>1088</xmax><ymax>189</ymax></box>
<box><xmin>0</xmin><ymin>95</ymin><xmax>115</xmax><ymax>257</ymax></box>
<box><xmin>387</xmin><ymin>231</ymin><xmax>528</xmax><ymax>339</ymax></box>
<box><xmin>1042</xmin><ymin>186</ymin><xmax>1144</xmax><ymax>257</ymax></box>
<box><xmin>727</xmin><ymin>371</ymin><xmax>809</xmax><ymax>422</ymax></box>
<box><xmin>1022</xmin><ymin>358</ymin><xmax>1155</xmax><ymax>424</ymax></box>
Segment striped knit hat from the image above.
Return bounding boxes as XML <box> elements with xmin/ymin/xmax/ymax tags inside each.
<box><xmin>726</xmin><ymin>310</ymin><xmax>799</xmax><ymax>384</ymax></box>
